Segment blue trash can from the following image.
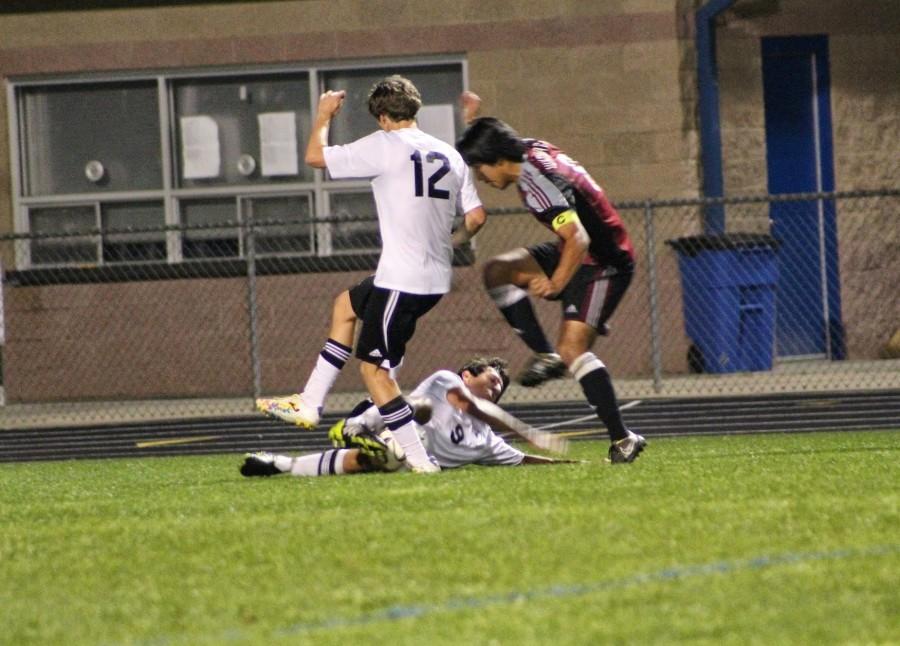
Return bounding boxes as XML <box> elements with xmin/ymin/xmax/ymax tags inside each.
<box><xmin>667</xmin><ymin>234</ymin><xmax>779</xmax><ymax>373</ymax></box>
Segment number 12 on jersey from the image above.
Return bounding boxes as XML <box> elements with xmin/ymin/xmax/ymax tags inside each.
<box><xmin>410</xmin><ymin>150</ymin><xmax>450</xmax><ymax>200</ymax></box>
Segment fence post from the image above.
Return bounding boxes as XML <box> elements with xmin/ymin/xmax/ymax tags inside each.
<box><xmin>643</xmin><ymin>200</ymin><xmax>663</xmax><ymax>393</ymax></box>
<box><xmin>244</xmin><ymin>212</ymin><xmax>262</xmax><ymax>405</ymax></box>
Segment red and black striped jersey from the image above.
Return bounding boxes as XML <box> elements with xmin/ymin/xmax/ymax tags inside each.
<box><xmin>517</xmin><ymin>139</ymin><xmax>635</xmax><ymax>271</ymax></box>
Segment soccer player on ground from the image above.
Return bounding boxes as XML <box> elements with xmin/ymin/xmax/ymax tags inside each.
<box><xmin>454</xmin><ymin>93</ymin><xmax>646</xmax><ymax>464</ymax></box>
<box><xmin>256</xmin><ymin>77</ymin><xmax>487</xmax><ymax>473</ymax></box>
<box><xmin>242</xmin><ymin>357</ymin><xmax>573</xmax><ymax>477</ymax></box>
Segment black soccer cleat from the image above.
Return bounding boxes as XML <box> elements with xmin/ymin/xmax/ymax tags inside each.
<box><xmin>240</xmin><ymin>452</ymin><xmax>281</xmax><ymax>477</ymax></box>
<box><xmin>607</xmin><ymin>432</ymin><xmax>647</xmax><ymax>464</ymax></box>
<box><xmin>518</xmin><ymin>353</ymin><xmax>567</xmax><ymax>387</ymax></box>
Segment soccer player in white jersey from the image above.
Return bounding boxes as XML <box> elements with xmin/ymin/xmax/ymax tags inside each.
<box><xmin>241</xmin><ymin>357</ymin><xmax>571</xmax><ymax>478</ymax></box>
<box><xmin>256</xmin><ymin>77</ymin><xmax>487</xmax><ymax>473</ymax></box>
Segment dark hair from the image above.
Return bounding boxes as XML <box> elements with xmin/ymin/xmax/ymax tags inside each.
<box><xmin>455</xmin><ymin>117</ymin><xmax>526</xmax><ymax>166</ymax></box>
<box><xmin>367</xmin><ymin>75</ymin><xmax>422</xmax><ymax>121</ymax></box>
<box><xmin>458</xmin><ymin>356</ymin><xmax>511</xmax><ymax>400</ymax></box>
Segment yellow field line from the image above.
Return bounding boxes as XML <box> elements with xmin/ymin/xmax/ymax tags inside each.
<box><xmin>556</xmin><ymin>429</ymin><xmax>604</xmax><ymax>439</ymax></box>
<box><xmin>136</xmin><ymin>435</ymin><xmax>221</xmax><ymax>448</ymax></box>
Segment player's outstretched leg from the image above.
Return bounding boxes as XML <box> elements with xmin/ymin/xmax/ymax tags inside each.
<box><xmin>328</xmin><ymin>419</ymin><xmax>406</xmax><ymax>472</ymax></box>
<box><xmin>240</xmin><ymin>448</ymin><xmax>358</xmax><ymax>477</ymax></box>
<box><xmin>255</xmin><ymin>336</ymin><xmax>353</xmax><ymax>428</ymax></box>
<box><xmin>258</xmin><ymin>288</ymin><xmax>360</xmax><ymax>428</ymax></box>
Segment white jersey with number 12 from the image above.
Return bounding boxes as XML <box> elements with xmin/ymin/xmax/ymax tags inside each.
<box><xmin>323</xmin><ymin>127</ymin><xmax>481</xmax><ymax>295</ymax></box>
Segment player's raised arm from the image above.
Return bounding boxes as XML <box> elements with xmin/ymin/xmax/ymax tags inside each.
<box><xmin>460</xmin><ymin>91</ymin><xmax>482</xmax><ymax>124</ymax></box>
<box><xmin>305</xmin><ymin>90</ymin><xmax>346</xmax><ymax>169</ymax></box>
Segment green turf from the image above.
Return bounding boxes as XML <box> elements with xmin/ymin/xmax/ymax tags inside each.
<box><xmin>1</xmin><ymin>431</ymin><xmax>898</xmax><ymax>645</ymax></box>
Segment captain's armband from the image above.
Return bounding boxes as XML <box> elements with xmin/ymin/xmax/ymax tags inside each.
<box><xmin>550</xmin><ymin>209</ymin><xmax>580</xmax><ymax>232</ymax></box>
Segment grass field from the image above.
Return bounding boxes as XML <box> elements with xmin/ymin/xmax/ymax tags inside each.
<box><xmin>1</xmin><ymin>430</ymin><xmax>898</xmax><ymax>645</ymax></box>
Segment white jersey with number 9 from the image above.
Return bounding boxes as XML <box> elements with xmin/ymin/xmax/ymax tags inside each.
<box><xmin>409</xmin><ymin>371</ymin><xmax>525</xmax><ymax>468</ymax></box>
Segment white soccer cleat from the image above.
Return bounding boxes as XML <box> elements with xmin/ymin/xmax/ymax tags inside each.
<box><xmin>256</xmin><ymin>393</ymin><xmax>320</xmax><ymax>428</ymax></box>
<box><xmin>406</xmin><ymin>455</ymin><xmax>441</xmax><ymax>474</ymax></box>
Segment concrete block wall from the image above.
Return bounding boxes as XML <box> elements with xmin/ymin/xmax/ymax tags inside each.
<box><xmin>4</xmin><ymin>277</ymin><xmax>254</xmax><ymax>401</ymax></box>
<box><xmin>0</xmin><ymin>1</ymin><xmax>896</xmax><ymax>400</ymax></box>
<box><xmin>0</xmin><ymin>1</ymin><xmax>696</xmax><ymax>218</ymax></box>
<box><xmin>715</xmin><ymin>0</ymin><xmax>900</xmax><ymax>360</ymax></box>
<box><xmin>0</xmin><ymin>1</ymin><xmax>698</xmax><ymax>400</ymax></box>
<box><xmin>717</xmin><ymin>0</ymin><xmax>900</xmax><ymax>194</ymax></box>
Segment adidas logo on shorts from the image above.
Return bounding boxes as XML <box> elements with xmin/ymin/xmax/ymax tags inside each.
<box><xmin>368</xmin><ymin>349</ymin><xmax>383</xmax><ymax>358</ymax></box>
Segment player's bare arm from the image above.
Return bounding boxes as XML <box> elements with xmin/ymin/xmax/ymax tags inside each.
<box><xmin>529</xmin><ymin>217</ymin><xmax>589</xmax><ymax>299</ymax></box>
<box><xmin>445</xmin><ymin>386</ymin><xmax>568</xmax><ymax>454</ymax></box>
<box><xmin>304</xmin><ymin>90</ymin><xmax>346</xmax><ymax>168</ymax></box>
<box><xmin>521</xmin><ymin>454</ymin><xmax>580</xmax><ymax>465</ymax></box>
<box><xmin>451</xmin><ymin>205</ymin><xmax>488</xmax><ymax>247</ymax></box>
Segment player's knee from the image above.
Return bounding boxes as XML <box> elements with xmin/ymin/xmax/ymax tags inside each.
<box><xmin>557</xmin><ymin>347</ymin><xmax>578</xmax><ymax>367</ymax></box>
<box><xmin>557</xmin><ymin>343</ymin><xmax>590</xmax><ymax>367</ymax></box>
<box><xmin>359</xmin><ymin>361</ymin><xmax>390</xmax><ymax>385</ymax></box>
<box><xmin>333</xmin><ymin>290</ymin><xmax>354</xmax><ymax>319</ymax></box>
<box><xmin>557</xmin><ymin>321</ymin><xmax>597</xmax><ymax>366</ymax></box>
<box><xmin>482</xmin><ymin>257</ymin><xmax>510</xmax><ymax>287</ymax></box>
<box><xmin>358</xmin><ymin>361</ymin><xmax>378</xmax><ymax>385</ymax></box>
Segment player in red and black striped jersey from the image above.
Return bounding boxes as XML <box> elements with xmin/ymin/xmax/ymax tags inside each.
<box><xmin>456</xmin><ymin>94</ymin><xmax>646</xmax><ymax>463</ymax></box>
<box><xmin>517</xmin><ymin>137</ymin><xmax>635</xmax><ymax>274</ymax></box>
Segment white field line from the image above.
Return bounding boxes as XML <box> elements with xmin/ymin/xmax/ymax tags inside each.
<box><xmin>535</xmin><ymin>399</ymin><xmax>642</xmax><ymax>431</ymax></box>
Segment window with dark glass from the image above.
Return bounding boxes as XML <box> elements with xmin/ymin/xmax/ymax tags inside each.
<box><xmin>20</xmin><ymin>81</ymin><xmax>162</xmax><ymax>196</ymax></box>
<box><xmin>242</xmin><ymin>194</ymin><xmax>314</xmax><ymax>256</ymax></box>
<box><xmin>11</xmin><ymin>61</ymin><xmax>465</xmax><ymax>273</ymax></box>
<box><xmin>172</xmin><ymin>74</ymin><xmax>313</xmax><ymax>188</ymax></box>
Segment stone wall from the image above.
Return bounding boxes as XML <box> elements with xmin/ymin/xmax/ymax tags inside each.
<box><xmin>0</xmin><ymin>2</ymin><xmax>697</xmax><ymax>400</ymax></box>
<box><xmin>0</xmin><ymin>1</ymin><xmax>896</xmax><ymax>401</ymax></box>
<box><xmin>0</xmin><ymin>2</ymin><xmax>694</xmax><ymax>220</ymax></box>
<box><xmin>715</xmin><ymin>0</ymin><xmax>900</xmax><ymax>360</ymax></box>
<box><xmin>717</xmin><ymin>0</ymin><xmax>900</xmax><ymax>194</ymax></box>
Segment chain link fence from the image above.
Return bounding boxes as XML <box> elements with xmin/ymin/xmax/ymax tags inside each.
<box><xmin>1</xmin><ymin>189</ymin><xmax>897</xmax><ymax>429</ymax></box>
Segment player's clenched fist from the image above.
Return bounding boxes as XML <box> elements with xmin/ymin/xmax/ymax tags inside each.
<box><xmin>316</xmin><ymin>90</ymin><xmax>346</xmax><ymax>120</ymax></box>
<box><xmin>460</xmin><ymin>91</ymin><xmax>481</xmax><ymax>124</ymax></box>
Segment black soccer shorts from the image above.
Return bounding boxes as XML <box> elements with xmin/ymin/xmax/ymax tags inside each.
<box><xmin>348</xmin><ymin>275</ymin><xmax>441</xmax><ymax>369</ymax></box>
<box><xmin>528</xmin><ymin>241</ymin><xmax>633</xmax><ymax>333</ymax></box>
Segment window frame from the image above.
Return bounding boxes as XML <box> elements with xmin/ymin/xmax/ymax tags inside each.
<box><xmin>6</xmin><ymin>55</ymin><xmax>469</xmax><ymax>271</ymax></box>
